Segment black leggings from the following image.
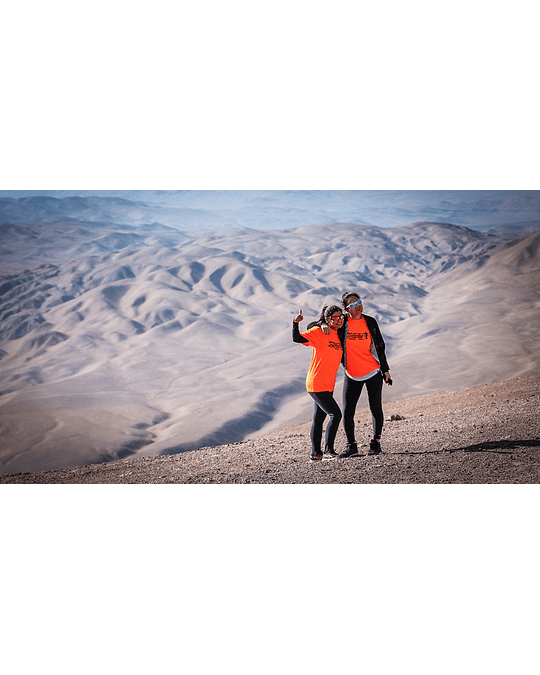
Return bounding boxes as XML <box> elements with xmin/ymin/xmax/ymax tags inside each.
<box><xmin>308</xmin><ymin>391</ymin><xmax>342</xmax><ymax>455</ymax></box>
<box><xmin>343</xmin><ymin>371</ymin><xmax>384</xmax><ymax>444</ymax></box>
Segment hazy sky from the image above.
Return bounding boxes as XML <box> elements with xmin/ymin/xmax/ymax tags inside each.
<box><xmin>1</xmin><ymin>190</ymin><xmax>539</xmax><ymax>231</ymax></box>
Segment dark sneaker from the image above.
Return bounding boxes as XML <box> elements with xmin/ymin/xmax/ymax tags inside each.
<box><xmin>322</xmin><ymin>450</ymin><xmax>339</xmax><ymax>460</ymax></box>
<box><xmin>310</xmin><ymin>454</ymin><xmax>323</xmax><ymax>462</ymax></box>
<box><xmin>368</xmin><ymin>439</ymin><xmax>382</xmax><ymax>456</ymax></box>
<box><xmin>340</xmin><ymin>443</ymin><xmax>359</xmax><ymax>459</ymax></box>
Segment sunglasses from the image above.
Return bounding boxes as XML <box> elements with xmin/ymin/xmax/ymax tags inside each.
<box><xmin>327</xmin><ymin>314</ymin><xmax>344</xmax><ymax>323</ymax></box>
<box><xmin>346</xmin><ymin>298</ymin><xmax>363</xmax><ymax>310</ymax></box>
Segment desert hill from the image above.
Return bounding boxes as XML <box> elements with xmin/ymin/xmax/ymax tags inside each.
<box><xmin>2</xmin><ymin>375</ymin><xmax>538</xmax><ymax>483</ymax></box>
<box><xmin>1</xmin><ymin>218</ymin><xmax>539</xmax><ymax>475</ymax></box>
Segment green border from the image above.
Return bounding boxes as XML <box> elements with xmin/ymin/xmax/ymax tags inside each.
<box><xmin>0</xmin><ymin>3</ymin><xmax>539</xmax><ymax>673</ymax></box>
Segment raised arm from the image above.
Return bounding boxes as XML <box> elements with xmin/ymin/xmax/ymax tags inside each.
<box><xmin>292</xmin><ymin>309</ymin><xmax>309</xmax><ymax>344</ymax></box>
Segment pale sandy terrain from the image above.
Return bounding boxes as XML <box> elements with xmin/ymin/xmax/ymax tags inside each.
<box><xmin>2</xmin><ymin>375</ymin><xmax>538</xmax><ymax>483</ymax></box>
<box><xmin>1</xmin><ymin>219</ymin><xmax>539</xmax><ymax>475</ymax></box>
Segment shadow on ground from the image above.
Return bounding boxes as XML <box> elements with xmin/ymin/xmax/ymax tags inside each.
<box><xmin>394</xmin><ymin>439</ymin><xmax>540</xmax><ymax>456</ymax></box>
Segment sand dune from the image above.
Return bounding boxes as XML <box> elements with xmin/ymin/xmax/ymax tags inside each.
<box><xmin>1</xmin><ymin>218</ymin><xmax>539</xmax><ymax>474</ymax></box>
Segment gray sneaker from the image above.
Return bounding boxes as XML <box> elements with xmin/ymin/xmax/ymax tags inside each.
<box><xmin>322</xmin><ymin>450</ymin><xmax>339</xmax><ymax>460</ymax></box>
<box><xmin>340</xmin><ymin>443</ymin><xmax>359</xmax><ymax>459</ymax></box>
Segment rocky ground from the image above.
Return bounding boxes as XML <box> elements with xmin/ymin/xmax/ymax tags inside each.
<box><xmin>2</xmin><ymin>375</ymin><xmax>539</xmax><ymax>484</ymax></box>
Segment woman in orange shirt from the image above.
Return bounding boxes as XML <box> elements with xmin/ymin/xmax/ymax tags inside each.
<box><xmin>292</xmin><ymin>305</ymin><xmax>345</xmax><ymax>462</ymax></box>
<box><xmin>316</xmin><ymin>291</ymin><xmax>391</xmax><ymax>457</ymax></box>
<box><xmin>337</xmin><ymin>292</ymin><xmax>391</xmax><ymax>458</ymax></box>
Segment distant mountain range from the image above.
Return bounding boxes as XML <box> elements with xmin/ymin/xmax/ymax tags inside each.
<box><xmin>1</xmin><ymin>190</ymin><xmax>540</xmax><ymax>232</ymax></box>
<box><xmin>0</xmin><ymin>206</ymin><xmax>539</xmax><ymax>474</ymax></box>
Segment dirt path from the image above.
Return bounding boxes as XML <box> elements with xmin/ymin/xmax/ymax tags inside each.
<box><xmin>2</xmin><ymin>376</ymin><xmax>539</xmax><ymax>484</ymax></box>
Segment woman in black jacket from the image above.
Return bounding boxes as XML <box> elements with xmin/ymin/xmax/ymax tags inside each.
<box><xmin>318</xmin><ymin>291</ymin><xmax>392</xmax><ymax>458</ymax></box>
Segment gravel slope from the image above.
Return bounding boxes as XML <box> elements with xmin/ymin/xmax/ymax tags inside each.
<box><xmin>2</xmin><ymin>376</ymin><xmax>539</xmax><ymax>484</ymax></box>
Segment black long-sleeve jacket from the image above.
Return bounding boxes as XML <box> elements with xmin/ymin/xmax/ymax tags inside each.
<box><xmin>292</xmin><ymin>320</ymin><xmax>309</xmax><ymax>344</ymax></box>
